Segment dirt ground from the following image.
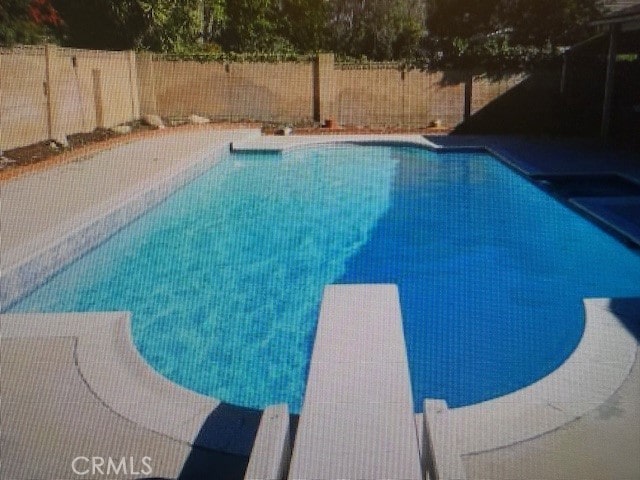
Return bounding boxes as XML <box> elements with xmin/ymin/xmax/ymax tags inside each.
<box><xmin>0</xmin><ymin>120</ymin><xmax>448</xmax><ymax>181</ymax></box>
<box><xmin>0</xmin><ymin>121</ymin><xmax>155</xmax><ymax>179</ymax></box>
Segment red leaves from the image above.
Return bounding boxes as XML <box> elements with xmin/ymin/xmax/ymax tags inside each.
<box><xmin>28</xmin><ymin>0</ymin><xmax>63</xmax><ymax>27</ymax></box>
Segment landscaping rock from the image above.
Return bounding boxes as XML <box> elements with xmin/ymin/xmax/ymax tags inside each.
<box><xmin>167</xmin><ymin>117</ymin><xmax>188</xmax><ymax>127</ymax></box>
<box><xmin>0</xmin><ymin>156</ymin><xmax>16</xmax><ymax>167</ymax></box>
<box><xmin>141</xmin><ymin>114</ymin><xmax>165</xmax><ymax>128</ymax></box>
<box><xmin>53</xmin><ymin>134</ymin><xmax>69</xmax><ymax>148</ymax></box>
<box><xmin>110</xmin><ymin>125</ymin><xmax>132</xmax><ymax>134</ymax></box>
<box><xmin>275</xmin><ymin>127</ymin><xmax>293</xmax><ymax>136</ymax></box>
<box><xmin>188</xmin><ymin>114</ymin><xmax>210</xmax><ymax>125</ymax></box>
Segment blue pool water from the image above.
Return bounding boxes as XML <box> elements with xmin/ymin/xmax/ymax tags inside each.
<box><xmin>9</xmin><ymin>145</ymin><xmax>640</xmax><ymax>412</ymax></box>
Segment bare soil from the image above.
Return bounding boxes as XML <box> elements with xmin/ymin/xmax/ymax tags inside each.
<box><xmin>1</xmin><ymin>121</ymin><xmax>155</xmax><ymax>173</ymax></box>
<box><xmin>1</xmin><ymin>120</ymin><xmax>449</xmax><ymax>181</ymax></box>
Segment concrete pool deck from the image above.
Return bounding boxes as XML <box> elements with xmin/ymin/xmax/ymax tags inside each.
<box><xmin>1</xmin><ymin>313</ymin><xmax>203</xmax><ymax>479</ymax></box>
<box><xmin>2</xmin><ymin>130</ymin><xmax>639</xmax><ymax>478</ymax></box>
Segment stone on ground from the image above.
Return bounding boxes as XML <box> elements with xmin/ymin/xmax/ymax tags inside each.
<box><xmin>111</xmin><ymin>125</ymin><xmax>132</xmax><ymax>135</ymax></box>
<box><xmin>53</xmin><ymin>134</ymin><xmax>69</xmax><ymax>148</ymax></box>
<box><xmin>142</xmin><ymin>114</ymin><xmax>165</xmax><ymax>128</ymax></box>
<box><xmin>188</xmin><ymin>114</ymin><xmax>210</xmax><ymax>125</ymax></box>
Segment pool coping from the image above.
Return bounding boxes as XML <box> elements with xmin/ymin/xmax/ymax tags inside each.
<box><xmin>230</xmin><ymin>133</ymin><xmax>438</xmax><ymax>153</ymax></box>
<box><xmin>419</xmin><ymin>297</ymin><xmax>638</xmax><ymax>455</ymax></box>
<box><xmin>569</xmin><ymin>196</ymin><xmax>640</xmax><ymax>247</ymax></box>
<box><xmin>1</xmin><ymin>311</ymin><xmax>219</xmax><ymax>445</ymax></box>
<box><xmin>3</xmin><ymin>132</ymin><xmax>638</xmax><ymax>460</ymax></box>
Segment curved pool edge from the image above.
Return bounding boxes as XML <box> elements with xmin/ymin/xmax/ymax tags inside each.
<box><xmin>2</xmin><ymin>296</ymin><xmax>636</xmax><ymax>456</ymax></box>
<box><xmin>420</xmin><ymin>297</ymin><xmax>638</xmax><ymax>455</ymax></box>
<box><xmin>0</xmin><ymin>312</ymin><xmax>219</xmax><ymax>445</ymax></box>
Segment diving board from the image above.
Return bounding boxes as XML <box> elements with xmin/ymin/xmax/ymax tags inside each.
<box><xmin>288</xmin><ymin>284</ymin><xmax>422</xmax><ymax>479</ymax></box>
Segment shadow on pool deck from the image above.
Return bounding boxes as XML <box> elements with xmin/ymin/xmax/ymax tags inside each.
<box><xmin>426</xmin><ymin>135</ymin><xmax>640</xmax><ymax>249</ymax></box>
<box><xmin>425</xmin><ymin>135</ymin><xmax>640</xmax><ymax>177</ymax></box>
<box><xmin>609</xmin><ymin>298</ymin><xmax>640</xmax><ymax>341</ymax></box>
<box><xmin>176</xmin><ymin>403</ymin><xmax>299</xmax><ymax>480</ymax></box>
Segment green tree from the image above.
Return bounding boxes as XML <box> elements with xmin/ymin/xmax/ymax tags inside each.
<box><xmin>421</xmin><ymin>0</ymin><xmax>604</xmax><ymax>72</ymax></box>
<box><xmin>52</xmin><ymin>0</ymin><xmax>225</xmax><ymax>52</ymax></box>
<box><xmin>278</xmin><ymin>0</ymin><xmax>328</xmax><ymax>52</ymax></box>
<box><xmin>494</xmin><ymin>0</ymin><xmax>602</xmax><ymax>47</ymax></box>
<box><xmin>327</xmin><ymin>0</ymin><xmax>425</xmax><ymax>60</ymax></box>
<box><xmin>201</xmin><ymin>0</ymin><xmax>227</xmax><ymax>44</ymax></box>
<box><xmin>216</xmin><ymin>0</ymin><xmax>286</xmax><ymax>52</ymax></box>
<box><xmin>133</xmin><ymin>0</ymin><xmax>227</xmax><ymax>52</ymax></box>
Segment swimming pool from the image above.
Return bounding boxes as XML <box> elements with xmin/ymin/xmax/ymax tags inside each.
<box><xmin>8</xmin><ymin>144</ymin><xmax>640</xmax><ymax>412</ymax></box>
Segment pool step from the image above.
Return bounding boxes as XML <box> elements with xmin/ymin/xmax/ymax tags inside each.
<box><xmin>287</xmin><ymin>284</ymin><xmax>422</xmax><ymax>479</ymax></box>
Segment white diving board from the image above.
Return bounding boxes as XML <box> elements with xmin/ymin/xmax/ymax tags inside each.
<box><xmin>288</xmin><ymin>284</ymin><xmax>422</xmax><ymax>479</ymax></box>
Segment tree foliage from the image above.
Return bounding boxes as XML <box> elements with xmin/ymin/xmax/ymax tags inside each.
<box><xmin>4</xmin><ymin>0</ymin><xmax>605</xmax><ymax>71</ymax></box>
<box><xmin>51</xmin><ymin>0</ymin><xmax>225</xmax><ymax>52</ymax></box>
<box><xmin>279</xmin><ymin>0</ymin><xmax>328</xmax><ymax>53</ymax></box>
<box><xmin>133</xmin><ymin>0</ymin><xmax>226</xmax><ymax>52</ymax></box>
<box><xmin>1</xmin><ymin>0</ymin><xmax>61</xmax><ymax>45</ymax></box>
<box><xmin>420</xmin><ymin>0</ymin><xmax>603</xmax><ymax>72</ymax></box>
<box><xmin>327</xmin><ymin>0</ymin><xmax>424</xmax><ymax>60</ymax></box>
<box><xmin>216</xmin><ymin>0</ymin><xmax>284</xmax><ymax>52</ymax></box>
<box><xmin>495</xmin><ymin>0</ymin><xmax>602</xmax><ymax>47</ymax></box>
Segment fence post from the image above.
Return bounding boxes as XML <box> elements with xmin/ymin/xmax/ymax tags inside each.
<box><xmin>463</xmin><ymin>73</ymin><xmax>473</xmax><ymax>122</ymax></box>
<box><xmin>127</xmin><ymin>51</ymin><xmax>141</xmax><ymax>120</ymax></box>
<box><xmin>44</xmin><ymin>44</ymin><xmax>63</xmax><ymax>141</ymax></box>
<box><xmin>315</xmin><ymin>53</ymin><xmax>335</xmax><ymax>124</ymax></box>
<box><xmin>601</xmin><ymin>23</ymin><xmax>618</xmax><ymax>140</ymax></box>
<box><xmin>313</xmin><ymin>57</ymin><xmax>320</xmax><ymax>122</ymax></box>
<box><xmin>92</xmin><ymin>69</ymin><xmax>105</xmax><ymax>128</ymax></box>
<box><xmin>560</xmin><ymin>53</ymin><xmax>568</xmax><ymax>95</ymax></box>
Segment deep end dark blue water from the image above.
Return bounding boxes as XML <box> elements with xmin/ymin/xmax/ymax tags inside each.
<box><xmin>338</xmin><ymin>147</ymin><xmax>640</xmax><ymax>407</ymax></box>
